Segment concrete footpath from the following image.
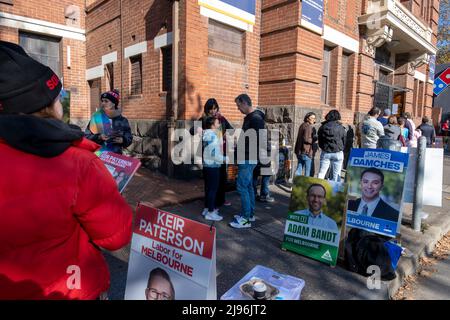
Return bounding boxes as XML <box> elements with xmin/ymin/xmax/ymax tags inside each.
<box><xmin>105</xmin><ymin>153</ymin><xmax>450</xmax><ymax>300</ymax></box>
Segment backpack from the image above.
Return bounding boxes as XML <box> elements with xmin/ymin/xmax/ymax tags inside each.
<box><xmin>345</xmin><ymin>228</ymin><xmax>396</xmax><ymax>281</ymax></box>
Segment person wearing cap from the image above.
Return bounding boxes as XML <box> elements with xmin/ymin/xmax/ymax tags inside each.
<box><xmin>377</xmin><ymin>108</ymin><xmax>391</xmax><ymax>126</ymax></box>
<box><xmin>0</xmin><ymin>41</ymin><xmax>132</xmax><ymax>299</ymax></box>
<box><xmin>85</xmin><ymin>89</ymin><xmax>132</xmax><ymax>154</ymax></box>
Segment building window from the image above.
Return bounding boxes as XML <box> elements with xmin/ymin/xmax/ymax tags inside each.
<box><xmin>340</xmin><ymin>53</ymin><xmax>350</xmax><ymax>108</ymax></box>
<box><xmin>379</xmin><ymin>69</ymin><xmax>391</xmax><ymax>84</ymax></box>
<box><xmin>19</xmin><ymin>32</ymin><xmax>61</xmax><ymax>77</ymax></box>
<box><xmin>375</xmin><ymin>44</ymin><xmax>393</xmax><ymax>69</ymax></box>
<box><xmin>161</xmin><ymin>46</ymin><xmax>172</xmax><ymax>92</ymax></box>
<box><xmin>321</xmin><ymin>46</ymin><xmax>332</xmax><ymax>105</ymax></box>
<box><xmin>130</xmin><ymin>55</ymin><xmax>142</xmax><ymax>95</ymax></box>
<box><xmin>105</xmin><ymin>63</ymin><xmax>114</xmax><ymax>91</ymax></box>
<box><xmin>421</xmin><ymin>0</ymin><xmax>430</xmax><ymax>23</ymax></box>
<box><xmin>208</xmin><ymin>19</ymin><xmax>245</xmax><ymax>59</ymax></box>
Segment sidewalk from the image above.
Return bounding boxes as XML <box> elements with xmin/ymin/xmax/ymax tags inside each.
<box><xmin>105</xmin><ymin>154</ymin><xmax>450</xmax><ymax>300</ymax></box>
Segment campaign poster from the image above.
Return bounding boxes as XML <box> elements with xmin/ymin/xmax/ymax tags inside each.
<box><xmin>96</xmin><ymin>151</ymin><xmax>141</xmax><ymax>193</ymax></box>
<box><xmin>301</xmin><ymin>0</ymin><xmax>324</xmax><ymax>34</ymax></box>
<box><xmin>346</xmin><ymin>149</ymin><xmax>409</xmax><ymax>237</ymax></box>
<box><xmin>124</xmin><ymin>204</ymin><xmax>216</xmax><ymax>300</ymax></box>
<box><xmin>282</xmin><ymin>176</ymin><xmax>347</xmax><ymax>266</ymax></box>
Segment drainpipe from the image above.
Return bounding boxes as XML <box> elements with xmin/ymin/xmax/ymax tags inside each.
<box><xmin>167</xmin><ymin>0</ymin><xmax>180</xmax><ymax>177</ymax></box>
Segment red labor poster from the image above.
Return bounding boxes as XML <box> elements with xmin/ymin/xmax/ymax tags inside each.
<box><xmin>96</xmin><ymin>151</ymin><xmax>141</xmax><ymax>193</ymax></box>
<box><xmin>124</xmin><ymin>204</ymin><xmax>217</xmax><ymax>300</ymax></box>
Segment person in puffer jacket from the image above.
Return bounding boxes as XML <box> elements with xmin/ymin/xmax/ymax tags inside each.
<box><xmin>317</xmin><ymin>110</ymin><xmax>347</xmax><ymax>181</ymax></box>
<box><xmin>0</xmin><ymin>41</ymin><xmax>132</xmax><ymax>300</ymax></box>
<box><xmin>85</xmin><ymin>89</ymin><xmax>133</xmax><ymax>155</ymax></box>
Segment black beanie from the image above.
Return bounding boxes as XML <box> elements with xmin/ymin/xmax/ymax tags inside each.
<box><xmin>0</xmin><ymin>41</ymin><xmax>62</xmax><ymax>115</ymax></box>
<box><xmin>101</xmin><ymin>89</ymin><xmax>120</xmax><ymax>107</ymax></box>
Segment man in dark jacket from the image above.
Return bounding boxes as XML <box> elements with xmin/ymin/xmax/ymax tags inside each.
<box><xmin>85</xmin><ymin>89</ymin><xmax>133</xmax><ymax>154</ymax></box>
<box><xmin>294</xmin><ymin>112</ymin><xmax>316</xmax><ymax>176</ymax></box>
<box><xmin>230</xmin><ymin>94</ymin><xmax>267</xmax><ymax>229</ymax></box>
<box><xmin>347</xmin><ymin>168</ymin><xmax>399</xmax><ymax>222</ymax></box>
<box><xmin>417</xmin><ymin>116</ymin><xmax>436</xmax><ymax>147</ymax></box>
<box><xmin>317</xmin><ymin>110</ymin><xmax>346</xmax><ymax>181</ymax></box>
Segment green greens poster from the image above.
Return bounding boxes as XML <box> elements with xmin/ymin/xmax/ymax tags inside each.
<box><xmin>282</xmin><ymin>176</ymin><xmax>347</xmax><ymax>266</ymax></box>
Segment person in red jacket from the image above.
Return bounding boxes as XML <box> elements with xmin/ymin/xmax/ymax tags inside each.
<box><xmin>0</xmin><ymin>41</ymin><xmax>133</xmax><ymax>299</ymax></box>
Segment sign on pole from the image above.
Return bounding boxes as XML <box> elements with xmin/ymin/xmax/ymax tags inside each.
<box><xmin>282</xmin><ymin>176</ymin><xmax>347</xmax><ymax>266</ymax></box>
<box><xmin>125</xmin><ymin>204</ymin><xmax>216</xmax><ymax>300</ymax></box>
<box><xmin>346</xmin><ymin>149</ymin><xmax>409</xmax><ymax>237</ymax></box>
<box><xmin>402</xmin><ymin>147</ymin><xmax>444</xmax><ymax>207</ymax></box>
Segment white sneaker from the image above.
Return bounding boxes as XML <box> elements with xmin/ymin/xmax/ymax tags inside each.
<box><xmin>234</xmin><ymin>214</ymin><xmax>255</xmax><ymax>222</ymax></box>
<box><xmin>201</xmin><ymin>208</ymin><xmax>209</xmax><ymax>217</ymax></box>
<box><xmin>205</xmin><ymin>211</ymin><xmax>223</xmax><ymax>221</ymax></box>
<box><xmin>229</xmin><ymin>216</ymin><xmax>252</xmax><ymax>229</ymax></box>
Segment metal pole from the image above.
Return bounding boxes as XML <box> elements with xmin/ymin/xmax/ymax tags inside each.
<box><xmin>412</xmin><ymin>136</ymin><xmax>427</xmax><ymax>232</ymax></box>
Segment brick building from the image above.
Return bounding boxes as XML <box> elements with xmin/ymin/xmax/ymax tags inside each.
<box><xmin>1</xmin><ymin>0</ymin><xmax>441</xmax><ymax>174</ymax></box>
<box><xmin>0</xmin><ymin>0</ymin><xmax>87</xmax><ymax>121</ymax></box>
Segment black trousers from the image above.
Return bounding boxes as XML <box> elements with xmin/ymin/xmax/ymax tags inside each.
<box><xmin>203</xmin><ymin>167</ymin><xmax>220</xmax><ymax>212</ymax></box>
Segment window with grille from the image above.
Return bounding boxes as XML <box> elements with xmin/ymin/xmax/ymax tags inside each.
<box><xmin>321</xmin><ymin>46</ymin><xmax>332</xmax><ymax>104</ymax></box>
<box><xmin>19</xmin><ymin>32</ymin><xmax>61</xmax><ymax>78</ymax></box>
<box><xmin>130</xmin><ymin>55</ymin><xmax>142</xmax><ymax>95</ymax></box>
<box><xmin>208</xmin><ymin>19</ymin><xmax>245</xmax><ymax>59</ymax></box>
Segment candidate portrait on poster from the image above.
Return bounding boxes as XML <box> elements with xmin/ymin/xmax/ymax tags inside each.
<box><xmin>283</xmin><ymin>176</ymin><xmax>347</xmax><ymax>266</ymax></box>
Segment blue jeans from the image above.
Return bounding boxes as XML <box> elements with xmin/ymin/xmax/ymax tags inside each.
<box><xmin>237</xmin><ymin>163</ymin><xmax>257</xmax><ymax>219</ymax></box>
<box><xmin>317</xmin><ymin>151</ymin><xmax>344</xmax><ymax>181</ymax></box>
<box><xmin>253</xmin><ymin>175</ymin><xmax>270</xmax><ymax>198</ymax></box>
<box><xmin>295</xmin><ymin>154</ymin><xmax>312</xmax><ymax>177</ymax></box>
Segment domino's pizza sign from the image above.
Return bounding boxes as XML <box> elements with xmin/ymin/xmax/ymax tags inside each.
<box><xmin>433</xmin><ymin>67</ymin><xmax>450</xmax><ymax>97</ymax></box>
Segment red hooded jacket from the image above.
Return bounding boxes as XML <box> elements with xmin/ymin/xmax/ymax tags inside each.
<box><xmin>0</xmin><ymin>117</ymin><xmax>133</xmax><ymax>299</ymax></box>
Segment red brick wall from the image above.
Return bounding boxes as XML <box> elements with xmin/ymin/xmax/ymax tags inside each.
<box><xmin>0</xmin><ymin>0</ymin><xmax>87</xmax><ymax>121</ymax></box>
<box><xmin>181</xmin><ymin>0</ymin><xmax>260</xmax><ymax>122</ymax></box>
<box><xmin>0</xmin><ymin>0</ymin><xmax>85</xmax><ymax>27</ymax></box>
<box><xmin>86</xmin><ymin>0</ymin><xmax>172</xmax><ymax>120</ymax></box>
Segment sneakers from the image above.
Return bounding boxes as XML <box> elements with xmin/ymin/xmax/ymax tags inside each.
<box><xmin>259</xmin><ymin>195</ymin><xmax>275</xmax><ymax>203</ymax></box>
<box><xmin>201</xmin><ymin>208</ymin><xmax>209</xmax><ymax>217</ymax></box>
<box><xmin>229</xmin><ymin>216</ymin><xmax>252</xmax><ymax>228</ymax></box>
<box><xmin>234</xmin><ymin>214</ymin><xmax>255</xmax><ymax>222</ymax></box>
<box><xmin>205</xmin><ymin>211</ymin><xmax>223</xmax><ymax>221</ymax></box>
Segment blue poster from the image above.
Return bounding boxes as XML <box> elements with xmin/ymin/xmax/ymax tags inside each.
<box><xmin>434</xmin><ymin>77</ymin><xmax>448</xmax><ymax>96</ymax></box>
<box><xmin>221</xmin><ymin>0</ymin><xmax>256</xmax><ymax>15</ymax></box>
<box><xmin>429</xmin><ymin>55</ymin><xmax>436</xmax><ymax>82</ymax></box>
<box><xmin>301</xmin><ymin>0</ymin><xmax>324</xmax><ymax>34</ymax></box>
<box><xmin>346</xmin><ymin>149</ymin><xmax>409</xmax><ymax>237</ymax></box>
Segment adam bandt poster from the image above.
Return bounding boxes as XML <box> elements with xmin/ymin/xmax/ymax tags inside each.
<box><xmin>282</xmin><ymin>176</ymin><xmax>347</xmax><ymax>266</ymax></box>
<box><xmin>96</xmin><ymin>151</ymin><xmax>141</xmax><ymax>193</ymax></box>
<box><xmin>346</xmin><ymin>149</ymin><xmax>409</xmax><ymax>237</ymax></box>
<box><xmin>125</xmin><ymin>204</ymin><xmax>216</xmax><ymax>300</ymax></box>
